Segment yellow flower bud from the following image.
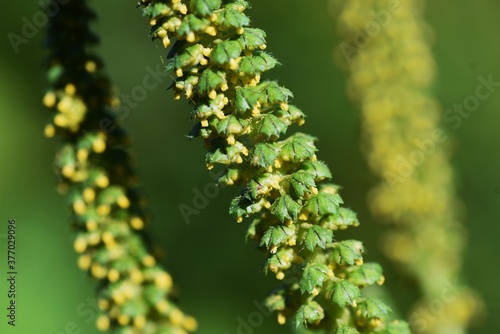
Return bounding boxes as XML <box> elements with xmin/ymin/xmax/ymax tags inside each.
<box><xmin>78</xmin><ymin>255</ymin><xmax>91</xmax><ymax>270</ymax></box>
<box><xmin>95</xmin><ymin>174</ymin><xmax>109</xmax><ymax>188</ymax></box>
<box><xmin>277</xmin><ymin>313</ymin><xmax>286</xmax><ymax>325</ymax></box>
<box><xmin>65</xmin><ymin>83</ymin><xmax>76</xmax><ymax>95</ymax></box>
<box><xmin>73</xmin><ymin>200</ymin><xmax>87</xmax><ymax>215</ymax></box>
<box><xmin>183</xmin><ymin>316</ymin><xmax>198</xmax><ymax>332</ymax></box>
<box><xmin>117</xmin><ymin>195</ymin><xmax>130</xmax><ymax>209</ymax></box>
<box><xmin>96</xmin><ymin>315</ymin><xmax>110</xmax><ymax>331</ymax></box>
<box><xmin>44</xmin><ymin>124</ymin><xmax>56</xmax><ymax>137</ymax></box>
<box><xmin>133</xmin><ymin>315</ymin><xmax>146</xmax><ymax>329</ymax></box>
<box><xmin>85</xmin><ymin>61</ymin><xmax>97</xmax><ymax>73</ymax></box>
<box><xmin>130</xmin><ymin>269</ymin><xmax>144</xmax><ymax>284</ymax></box>
<box><xmin>186</xmin><ymin>32</ymin><xmax>196</xmax><ymax>43</ymax></box>
<box><xmin>108</xmin><ymin>269</ymin><xmax>120</xmax><ymax>282</ymax></box>
<box><xmin>155</xmin><ymin>272</ymin><xmax>173</xmax><ymax>290</ymax></box>
<box><xmin>170</xmin><ymin>309</ymin><xmax>184</xmax><ymax>326</ymax></box>
<box><xmin>142</xmin><ymin>255</ymin><xmax>156</xmax><ymax>267</ymax></box>
<box><xmin>83</xmin><ymin>188</ymin><xmax>95</xmax><ymax>203</ymax></box>
<box><xmin>91</xmin><ymin>263</ymin><xmax>108</xmax><ymax>279</ymax></box>
<box><xmin>43</xmin><ymin>92</ymin><xmax>57</xmax><ymax>108</ymax></box>
<box><xmin>117</xmin><ymin>314</ymin><xmax>130</xmax><ymax>326</ymax></box>
<box><xmin>205</xmin><ymin>26</ymin><xmax>217</xmax><ymax>36</ymax></box>
<box><xmin>130</xmin><ymin>217</ymin><xmax>144</xmax><ymax>230</ymax></box>
<box><xmin>74</xmin><ymin>237</ymin><xmax>87</xmax><ymax>253</ymax></box>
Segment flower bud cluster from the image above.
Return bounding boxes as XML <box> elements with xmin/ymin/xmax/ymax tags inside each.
<box><xmin>140</xmin><ymin>0</ymin><xmax>409</xmax><ymax>331</ymax></box>
<box><xmin>336</xmin><ymin>0</ymin><xmax>482</xmax><ymax>331</ymax></box>
<box><xmin>44</xmin><ymin>1</ymin><xmax>196</xmax><ymax>333</ymax></box>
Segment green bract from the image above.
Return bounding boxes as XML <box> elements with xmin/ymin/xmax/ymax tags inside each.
<box><xmin>331</xmin><ymin>280</ymin><xmax>361</xmax><ymax>308</ymax></box>
<box><xmin>304</xmin><ymin>225</ymin><xmax>333</xmax><ymax>251</ymax></box>
<box><xmin>260</xmin><ymin>225</ymin><xmax>294</xmax><ymax>249</ymax></box>
<box><xmin>356</xmin><ymin>299</ymin><xmax>392</xmax><ymax>320</ymax></box>
<box><xmin>347</xmin><ymin>263</ymin><xmax>384</xmax><ymax>287</ymax></box>
<box><xmin>300</xmin><ymin>263</ymin><xmax>329</xmax><ymax>294</ymax></box>
<box><xmin>211</xmin><ymin>40</ymin><xmax>242</xmax><ymax>66</ymax></box>
<box><xmin>270</xmin><ymin>194</ymin><xmax>302</xmax><ymax>222</ymax></box>
<box><xmin>190</xmin><ymin>0</ymin><xmax>221</xmax><ymax>16</ymax></box>
<box><xmin>138</xmin><ymin>0</ymin><xmax>409</xmax><ymax>332</ymax></box>
<box><xmin>295</xmin><ymin>301</ymin><xmax>325</xmax><ymax>328</ymax></box>
<box><xmin>331</xmin><ymin>240</ymin><xmax>364</xmax><ymax>265</ymax></box>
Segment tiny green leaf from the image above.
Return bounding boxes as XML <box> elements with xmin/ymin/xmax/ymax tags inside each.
<box><xmin>251</xmin><ymin>143</ymin><xmax>279</xmax><ymax>168</ymax></box>
<box><xmin>174</xmin><ymin>44</ymin><xmax>204</xmax><ymax>69</ymax></box>
<box><xmin>265</xmin><ymin>289</ymin><xmax>286</xmax><ymax>312</ymax></box>
<box><xmin>225</xmin><ymin>143</ymin><xmax>247</xmax><ymax>163</ymax></box>
<box><xmin>246</xmin><ymin>173</ymin><xmax>280</xmax><ymax>199</ymax></box>
<box><xmin>235</xmin><ymin>86</ymin><xmax>261</xmax><ymax>113</ymax></box>
<box><xmin>206</xmin><ymin>147</ymin><xmax>230</xmax><ymax>165</ymax></box>
<box><xmin>218</xmin><ymin>168</ymin><xmax>241</xmax><ymax>186</ymax></box>
<box><xmin>347</xmin><ymin>263</ymin><xmax>384</xmax><ymax>287</ymax></box>
<box><xmin>275</xmin><ymin>105</ymin><xmax>305</xmax><ymax>125</ymax></box>
<box><xmin>331</xmin><ymin>240</ymin><xmax>364</xmax><ymax>265</ymax></box>
<box><xmin>332</xmin><ymin>208</ymin><xmax>360</xmax><ymax>228</ymax></box>
<box><xmin>229</xmin><ymin>196</ymin><xmax>247</xmax><ymax>218</ymax></box>
<box><xmin>304</xmin><ymin>192</ymin><xmax>343</xmax><ymax>216</ymax></box>
<box><xmin>211</xmin><ymin>40</ymin><xmax>242</xmax><ymax>66</ymax></box>
<box><xmin>256</xmin><ymin>114</ymin><xmax>288</xmax><ymax>139</ymax></box>
<box><xmin>190</xmin><ymin>0</ymin><xmax>221</xmax><ymax>16</ymax></box>
<box><xmin>304</xmin><ymin>225</ymin><xmax>334</xmax><ymax>251</ymax></box>
<box><xmin>245</xmin><ymin>179</ymin><xmax>262</xmax><ymax>200</ymax></box>
<box><xmin>216</xmin><ymin>115</ymin><xmax>248</xmax><ymax>136</ymax></box>
<box><xmin>355</xmin><ymin>298</ymin><xmax>392</xmax><ymax>320</ymax></box>
<box><xmin>302</xmin><ymin>161</ymin><xmax>332</xmax><ymax>180</ymax></box>
<box><xmin>321</xmin><ymin>207</ymin><xmax>360</xmax><ymax>231</ymax></box>
<box><xmin>331</xmin><ymin>280</ymin><xmax>360</xmax><ymax>308</ymax></box>
<box><xmin>215</xmin><ymin>7</ymin><xmax>250</xmax><ymax>31</ymax></box>
<box><xmin>289</xmin><ymin>170</ymin><xmax>316</xmax><ymax>198</ymax></box>
<box><xmin>238</xmin><ymin>52</ymin><xmax>279</xmax><ymax>76</ymax></box>
<box><xmin>299</xmin><ymin>263</ymin><xmax>329</xmax><ymax>294</ymax></box>
<box><xmin>295</xmin><ymin>301</ymin><xmax>324</xmax><ymax>328</ymax></box>
<box><xmin>280</xmin><ymin>134</ymin><xmax>317</xmax><ymax>162</ymax></box>
<box><xmin>178</xmin><ymin>14</ymin><xmax>210</xmax><ymax>37</ymax></box>
<box><xmin>260</xmin><ymin>82</ymin><xmax>293</xmax><ymax>105</ymax></box>
<box><xmin>266</xmin><ymin>248</ymin><xmax>294</xmax><ymax>274</ymax></box>
<box><xmin>146</xmin><ymin>3</ymin><xmax>171</xmax><ymax>18</ymax></box>
<box><xmin>270</xmin><ymin>195</ymin><xmax>302</xmax><ymax>222</ymax></box>
<box><xmin>194</xmin><ymin>94</ymin><xmax>227</xmax><ymax>118</ymax></box>
<box><xmin>260</xmin><ymin>225</ymin><xmax>294</xmax><ymax>249</ymax></box>
<box><xmin>198</xmin><ymin>69</ymin><xmax>226</xmax><ymax>94</ymax></box>
<box><xmin>239</xmin><ymin>28</ymin><xmax>267</xmax><ymax>50</ymax></box>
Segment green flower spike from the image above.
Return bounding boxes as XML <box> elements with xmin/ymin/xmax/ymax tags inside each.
<box><xmin>138</xmin><ymin>0</ymin><xmax>409</xmax><ymax>332</ymax></box>
<box><xmin>335</xmin><ymin>0</ymin><xmax>484</xmax><ymax>332</ymax></box>
<box><xmin>43</xmin><ymin>1</ymin><xmax>196</xmax><ymax>333</ymax></box>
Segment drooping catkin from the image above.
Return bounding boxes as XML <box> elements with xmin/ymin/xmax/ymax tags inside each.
<box><xmin>138</xmin><ymin>0</ymin><xmax>409</xmax><ymax>332</ymax></box>
<box><xmin>335</xmin><ymin>0</ymin><xmax>483</xmax><ymax>332</ymax></box>
<box><xmin>43</xmin><ymin>1</ymin><xmax>196</xmax><ymax>333</ymax></box>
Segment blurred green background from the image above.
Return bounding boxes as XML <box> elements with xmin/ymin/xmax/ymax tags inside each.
<box><xmin>1</xmin><ymin>0</ymin><xmax>499</xmax><ymax>333</ymax></box>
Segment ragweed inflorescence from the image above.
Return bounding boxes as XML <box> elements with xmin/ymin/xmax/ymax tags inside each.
<box><xmin>138</xmin><ymin>0</ymin><xmax>409</xmax><ymax>332</ymax></box>
<box><xmin>43</xmin><ymin>0</ymin><xmax>196</xmax><ymax>333</ymax></box>
<box><xmin>335</xmin><ymin>0</ymin><xmax>483</xmax><ymax>332</ymax></box>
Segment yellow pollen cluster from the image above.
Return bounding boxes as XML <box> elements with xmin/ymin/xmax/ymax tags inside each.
<box><xmin>337</xmin><ymin>0</ymin><xmax>483</xmax><ymax>332</ymax></box>
<box><xmin>43</xmin><ymin>2</ymin><xmax>197</xmax><ymax>332</ymax></box>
